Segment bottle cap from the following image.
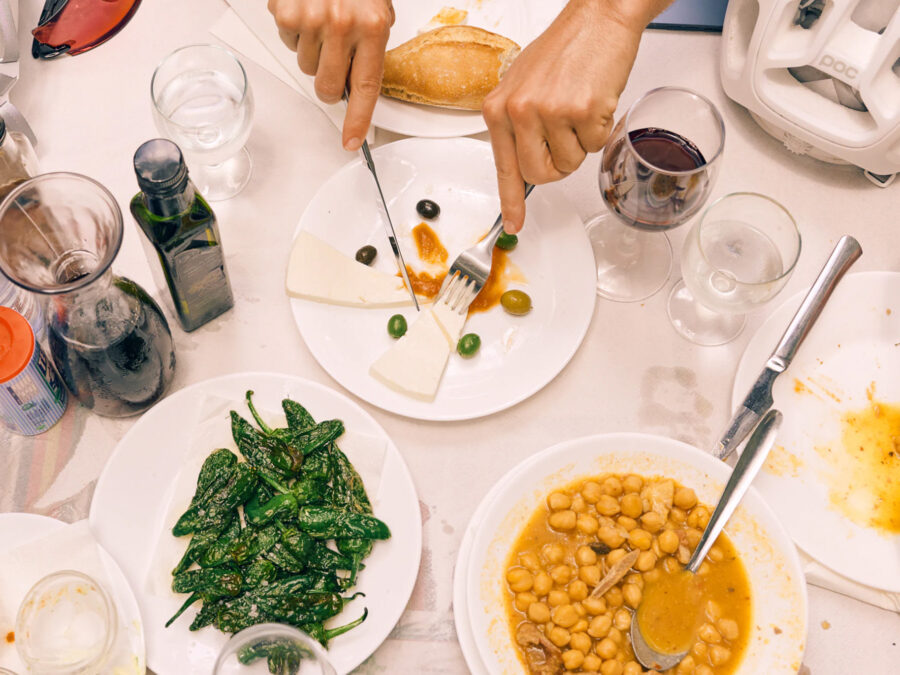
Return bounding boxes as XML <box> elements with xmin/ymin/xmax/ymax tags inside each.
<box><xmin>133</xmin><ymin>139</ymin><xmax>189</xmax><ymax>195</ymax></box>
<box><xmin>0</xmin><ymin>306</ymin><xmax>35</xmax><ymax>383</ymax></box>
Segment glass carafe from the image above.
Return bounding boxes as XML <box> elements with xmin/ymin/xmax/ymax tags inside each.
<box><xmin>0</xmin><ymin>173</ymin><xmax>176</xmax><ymax>417</ymax></box>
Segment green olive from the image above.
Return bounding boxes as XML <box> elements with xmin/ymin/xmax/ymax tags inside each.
<box><xmin>387</xmin><ymin>314</ymin><xmax>407</xmax><ymax>338</ymax></box>
<box><xmin>495</xmin><ymin>232</ymin><xmax>518</xmax><ymax>250</ymax></box>
<box><xmin>456</xmin><ymin>333</ymin><xmax>481</xmax><ymax>358</ymax></box>
<box><xmin>355</xmin><ymin>245</ymin><xmax>377</xmax><ymax>265</ymax></box>
<box><xmin>501</xmin><ymin>290</ymin><xmax>532</xmax><ymax>316</ymax></box>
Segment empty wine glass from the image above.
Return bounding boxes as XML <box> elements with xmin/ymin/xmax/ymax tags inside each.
<box><xmin>213</xmin><ymin>624</ymin><xmax>336</xmax><ymax>675</ymax></box>
<box><xmin>151</xmin><ymin>44</ymin><xmax>254</xmax><ymax>201</ymax></box>
<box><xmin>585</xmin><ymin>87</ymin><xmax>725</xmax><ymax>302</ymax></box>
<box><xmin>667</xmin><ymin>192</ymin><xmax>801</xmax><ymax>345</ymax></box>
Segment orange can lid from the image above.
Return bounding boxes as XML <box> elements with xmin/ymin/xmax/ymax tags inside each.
<box><xmin>0</xmin><ymin>306</ymin><xmax>36</xmax><ymax>383</ymax></box>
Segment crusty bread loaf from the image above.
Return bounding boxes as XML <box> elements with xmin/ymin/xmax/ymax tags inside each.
<box><xmin>381</xmin><ymin>26</ymin><xmax>520</xmax><ymax>110</ymax></box>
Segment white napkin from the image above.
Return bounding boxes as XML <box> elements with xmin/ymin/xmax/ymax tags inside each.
<box><xmin>801</xmin><ymin>550</ymin><xmax>900</xmax><ymax>613</ymax></box>
<box><xmin>0</xmin><ymin>520</ymin><xmax>146</xmax><ymax>674</ymax></box>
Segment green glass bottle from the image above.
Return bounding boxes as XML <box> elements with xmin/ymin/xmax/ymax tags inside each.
<box><xmin>130</xmin><ymin>139</ymin><xmax>234</xmax><ymax>332</ymax></box>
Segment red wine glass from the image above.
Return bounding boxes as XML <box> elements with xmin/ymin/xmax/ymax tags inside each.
<box><xmin>584</xmin><ymin>87</ymin><xmax>725</xmax><ymax>302</ymax></box>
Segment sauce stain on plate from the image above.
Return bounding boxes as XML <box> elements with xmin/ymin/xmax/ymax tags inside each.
<box><xmin>763</xmin><ymin>444</ymin><xmax>804</xmax><ymax>478</ymax></box>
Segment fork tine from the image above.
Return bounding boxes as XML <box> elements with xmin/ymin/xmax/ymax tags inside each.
<box><xmin>451</xmin><ymin>276</ymin><xmax>480</xmax><ymax>313</ymax></box>
<box><xmin>436</xmin><ymin>270</ymin><xmax>461</xmax><ymax>305</ymax></box>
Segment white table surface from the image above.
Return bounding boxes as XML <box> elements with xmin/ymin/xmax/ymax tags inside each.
<box><xmin>3</xmin><ymin>1</ymin><xmax>899</xmax><ymax>673</ymax></box>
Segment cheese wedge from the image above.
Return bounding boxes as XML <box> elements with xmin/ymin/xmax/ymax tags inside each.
<box><xmin>370</xmin><ymin>309</ymin><xmax>451</xmax><ymax>401</ymax></box>
<box><xmin>432</xmin><ymin>302</ymin><xmax>467</xmax><ymax>348</ymax></box>
<box><xmin>286</xmin><ymin>231</ymin><xmax>414</xmax><ymax>307</ymax></box>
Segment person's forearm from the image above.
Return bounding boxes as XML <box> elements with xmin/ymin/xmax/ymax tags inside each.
<box><xmin>578</xmin><ymin>0</ymin><xmax>677</xmax><ymax>33</ymax></box>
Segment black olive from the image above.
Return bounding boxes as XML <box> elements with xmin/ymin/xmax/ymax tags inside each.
<box><xmin>355</xmin><ymin>245</ymin><xmax>377</xmax><ymax>265</ymax></box>
<box><xmin>416</xmin><ymin>199</ymin><xmax>440</xmax><ymax>220</ymax></box>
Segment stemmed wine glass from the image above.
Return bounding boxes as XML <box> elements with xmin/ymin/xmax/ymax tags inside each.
<box><xmin>213</xmin><ymin>623</ymin><xmax>336</xmax><ymax>675</ymax></box>
<box><xmin>667</xmin><ymin>192</ymin><xmax>801</xmax><ymax>345</ymax></box>
<box><xmin>584</xmin><ymin>87</ymin><xmax>725</xmax><ymax>302</ymax></box>
<box><xmin>151</xmin><ymin>44</ymin><xmax>254</xmax><ymax>201</ymax></box>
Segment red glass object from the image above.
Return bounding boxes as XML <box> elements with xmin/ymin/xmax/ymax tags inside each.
<box><xmin>32</xmin><ymin>0</ymin><xmax>142</xmax><ymax>57</ymax></box>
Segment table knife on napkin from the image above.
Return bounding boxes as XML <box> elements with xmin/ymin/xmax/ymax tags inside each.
<box><xmin>713</xmin><ymin>234</ymin><xmax>863</xmax><ymax>460</ymax></box>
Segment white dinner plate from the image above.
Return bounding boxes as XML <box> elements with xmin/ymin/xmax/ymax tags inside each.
<box><xmin>0</xmin><ymin>513</ymin><xmax>146</xmax><ymax>673</ymax></box>
<box><xmin>463</xmin><ymin>433</ymin><xmax>808</xmax><ymax>674</ymax></box>
<box><xmin>373</xmin><ymin>0</ymin><xmax>563</xmax><ymax>137</ymax></box>
<box><xmin>89</xmin><ymin>372</ymin><xmax>422</xmax><ymax>675</ymax></box>
<box><xmin>733</xmin><ymin>271</ymin><xmax>900</xmax><ymax>592</ymax></box>
<box><xmin>288</xmin><ymin>137</ymin><xmax>596</xmax><ymax>421</ymax></box>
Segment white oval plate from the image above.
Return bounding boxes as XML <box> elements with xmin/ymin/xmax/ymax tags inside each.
<box><xmin>0</xmin><ymin>513</ymin><xmax>146</xmax><ymax>674</ymax></box>
<box><xmin>733</xmin><ymin>271</ymin><xmax>900</xmax><ymax>592</ymax></box>
<box><xmin>289</xmin><ymin>137</ymin><xmax>596</xmax><ymax>421</ymax></box>
<box><xmin>89</xmin><ymin>372</ymin><xmax>422</xmax><ymax>675</ymax></box>
<box><xmin>463</xmin><ymin>433</ymin><xmax>808</xmax><ymax>674</ymax></box>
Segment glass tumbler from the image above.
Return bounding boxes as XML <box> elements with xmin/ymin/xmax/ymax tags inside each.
<box><xmin>667</xmin><ymin>192</ymin><xmax>801</xmax><ymax>345</ymax></box>
<box><xmin>0</xmin><ymin>173</ymin><xmax>176</xmax><ymax>417</ymax></box>
<box><xmin>214</xmin><ymin>624</ymin><xmax>337</xmax><ymax>675</ymax></box>
<box><xmin>152</xmin><ymin>44</ymin><xmax>254</xmax><ymax>201</ymax></box>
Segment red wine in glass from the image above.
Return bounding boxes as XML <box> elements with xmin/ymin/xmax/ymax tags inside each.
<box><xmin>600</xmin><ymin>127</ymin><xmax>711</xmax><ymax>232</ymax></box>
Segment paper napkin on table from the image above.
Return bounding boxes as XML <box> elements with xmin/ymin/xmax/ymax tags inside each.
<box><xmin>0</xmin><ymin>520</ymin><xmax>146</xmax><ymax>674</ymax></box>
<box><xmin>801</xmin><ymin>550</ymin><xmax>900</xmax><ymax>613</ymax></box>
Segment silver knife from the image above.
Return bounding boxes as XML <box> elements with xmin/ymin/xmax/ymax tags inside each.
<box><xmin>713</xmin><ymin>235</ymin><xmax>863</xmax><ymax>460</ymax></box>
<box><xmin>344</xmin><ymin>87</ymin><xmax>419</xmax><ymax>311</ymax></box>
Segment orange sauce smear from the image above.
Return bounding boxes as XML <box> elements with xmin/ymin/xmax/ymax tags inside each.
<box><xmin>412</xmin><ymin>222</ymin><xmax>448</xmax><ymax>265</ymax></box>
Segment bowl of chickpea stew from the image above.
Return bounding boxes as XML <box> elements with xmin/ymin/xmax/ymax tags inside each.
<box><xmin>464</xmin><ymin>433</ymin><xmax>806</xmax><ymax>675</ymax></box>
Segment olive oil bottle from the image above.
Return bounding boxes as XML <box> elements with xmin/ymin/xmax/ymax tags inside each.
<box><xmin>130</xmin><ymin>139</ymin><xmax>234</xmax><ymax>332</ymax></box>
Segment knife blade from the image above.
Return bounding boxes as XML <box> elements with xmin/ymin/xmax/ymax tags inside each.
<box><xmin>713</xmin><ymin>235</ymin><xmax>863</xmax><ymax>460</ymax></box>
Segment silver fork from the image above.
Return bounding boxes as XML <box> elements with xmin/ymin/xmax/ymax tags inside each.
<box><xmin>434</xmin><ymin>183</ymin><xmax>535</xmax><ymax>314</ymax></box>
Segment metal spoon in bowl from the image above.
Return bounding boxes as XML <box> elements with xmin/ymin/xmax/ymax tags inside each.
<box><xmin>630</xmin><ymin>409</ymin><xmax>783</xmax><ymax>671</ymax></box>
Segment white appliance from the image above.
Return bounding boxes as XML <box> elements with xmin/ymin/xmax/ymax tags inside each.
<box><xmin>720</xmin><ymin>0</ymin><xmax>900</xmax><ymax>186</ymax></box>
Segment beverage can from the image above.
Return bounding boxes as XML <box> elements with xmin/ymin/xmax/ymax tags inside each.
<box><xmin>0</xmin><ymin>306</ymin><xmax>67</xmax><ymax>435</ymax></box>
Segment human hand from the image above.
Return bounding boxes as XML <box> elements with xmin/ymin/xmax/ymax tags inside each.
<box><xmin>268</xmin><ymin>0</ymin><xmax>395</xmax><ymax>151</ymax></box>
<box><xmin>482</xmin><ymin>0</ymin><xmax>654</xmax><ymax>233</ymax></box>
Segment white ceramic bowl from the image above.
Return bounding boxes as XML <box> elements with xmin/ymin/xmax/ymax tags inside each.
<box><xmin>463</xmin><ymin>433</ymin><xmax>808</xmax><ymax>674</ymax></box>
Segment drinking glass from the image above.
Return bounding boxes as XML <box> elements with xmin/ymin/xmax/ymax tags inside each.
<box><xmin>214</xmin><ymin>624</ymin><xmax>336</xmax><ymax>675</ymax></box>
<box><xmin>667</xmin><ymin>192</ymin><xmax>801</xmax><ymax>345</ymax></box>
<box><xmin>151</xmin><ymin>44</ymin><xmax>254</xmax><ymax>201</ymax></box>
<box><xmin>585</xmin><ymin>87</ymin><xmax>725</xmax><ymax>302</ymax></box>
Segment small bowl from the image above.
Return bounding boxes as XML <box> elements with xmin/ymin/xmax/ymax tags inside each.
<box><xmin>463</xmin><ymin>433</ymin><xmax>808</xmax><ymax>674</ymax></box>
<box><xmin>15</xmin><ymin>570</ymin><xmax>118</xmax><ymax>674</ymax></box>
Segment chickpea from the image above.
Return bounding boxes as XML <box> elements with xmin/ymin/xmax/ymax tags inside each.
<box><xmin>685</xmin><ymin>528</ymin><xmax>702</xmax><ymax>549</ymax></box>
<box><xmin>598</xmin><ymin>526</ymin><xmax>626</xmax><ymax>549</ymax></box>
<box><xmin>624</xmin><ymin>572</ymin><xmax>644</xmax><ymax>588</ymax></box>
<box><xmin>596</xmin><ymin>637</ymin><xmax>618</xmax><ymax>659</ymax></box>
<box><xmin>605</xmin><ymin>587</ymin><xmax>624</xmax><ymax>608</ymax></box>
<box><xmin>663</xmin><ymin>556</ymin><xmax>681</xmax><ymax>574</ymax></box>
<box><xmin>643</xmin><ymin>568</ymin><xmax>662</xmax><ymax>583</ymax></box>
<box><xmin>677</xmin><ymin>545</ymin><xmax>692</xmax><ymax>565</ymax></box>
<box><xmin>698</xmin><ymin>622</ymin><xmax>722</xmax><ymax>644</ymax></box>
<box><xmin>675</xmin><ymin>655</ymin><xmax>696</xmax><ymax>675</ymax></box>
<box><xmin>588</xmin><ymin>614</ymin><xmax>612</xmax><ymax>638</ymax></box>
<box><xmin>601</xmin><ymin>661</ymin><xmax>623</xmax><ymax>675</ymax></box>
<box><xmin>553</xmin><ymin>604</ymin><xmax>579</xmax><ymax>628</ymax></box>
<box><xmin>519</xmin><ymin>551</ymin><xmax>541</xmax><ymax>572</ymax></box>
<box><xmin>717</xmin><ymin>617</ymin><xmax>739</xmax><ymax>641</ymax></box>
<box><xmin>607</xmin><ymin>626</ymin><xmax>623</xmax><ymax>644</ymax></box>
<box><xmin>658</xmin><ymin>529</ymin><xmax>680</xmax><ymax>554</ymax></box>
<box><xmin>562</xmin><ymin>649</ymin><xmax>585</xmax><ymax>670</ymax></box>
<box><xmin>506</xmin><ymin>568</ymin><xmax>533</xmax><ymax>592</ymax></box>
<box><xmin>582</xmin><ymin>481</ymin><xmax>602</xmax><ymax>504</ymax></box>
<box><xmin>698</xmin><ymin>562</ymin><xmax>712</xmax><ymax>576</ymax></box>
<box><xmin>622</xmin><ymin>475</ymin><xmax>643</xmax><ymax>493</ymax></box>
<box><xmin>583</xmin><ymin>597</ymin><xmax>607</xmax><ymax>615</ymax></box>
<box><xmin>606</xmin><ymin>548</ymin><xmax>628</xmax><ymax>565</ymax></box>
<box><xmin>696</xmin><ymin>506</ymin><xmax>710</xmax><ymax>529</ymax></box>
<box><xmin>617</xmin><ymin>516</ymin><xmax>638</xmax><ymax>531</ymax></box>
<box><xmin>551</xmin><ymin>565</ymin><xmax>573</xmax><ymax>585</ymax></box>
<box><xmin>613</xmin><ymin>608</ymin><xmax>632</xmax><ymax>630</ymax></box>
<box><xmin>570</xmin><ymin>631</ymin><xmax>592</xmax><ymax>654</ymax></box>
<box><xmin>674</xmin><ymin>486</ymin><xmax>698</xmax><ymax>509</ymax></box>
<box><xmin>628</xmin><ymin>528</ymin><xmax>653</xmax><ymax>550</ymax></box>
<box><xmin>669</xmin><ymin>507</ymin><xmax>687</xmax><ymax>524</ymax></box>
<box><xmin>548</xmin><ymin>625</ymin><xmax>571</xmax><ymax>647</ymax></box>
<box><xmin>584</xmin><ymin>654</ymin><xmax>603</xmax><ymax>672</ymax></box>
<box><xmin>533</xmin><ymin>571</ymin><xmax>553</xmax><ymax>597</ymax></box>
<box><xmin>571</xmin><ymin>493</ymin><xmax>588</xmax><ymax>513</ymax></box>
<box><xmin>623</xmin><ymin>662</ymin><xmax>643</xmax><ymax>675</ymax></box>
<box><xmin>569</xmin><ymin>580</ymin><xmax>589</xmax><ymax>602</ymax></box>
<box><xmin>576</xmin><ymin>545</ymin><xmax>598</xmax><ymax>566</ymax></box>
<box><xmin>705</xmin><ymin>600</ymin><xmax>723</xmax><ymax>621</ymax></box>
<box><xmin>596</xmin><ymin>495</ymin><xmax>621</xmax><ymax>516</ymax></box>
<box><xmin>578</xmin><ymin>513</ymin><xmax>600</xmax><ymax>535</ymax></box>
<box><xmin>601</xmin><ymin>476</ymin><xmax>624</xmax><ymax>497</ymax></box>
<box><xmin>579</xmin><ymin>564</ymin><xmax>602</xmax><ymax>586</ymax></box>
<box><xmin>544</xmin><ymin>542</ymin><xmax>566</xmax><ymax>564</ymax></box>
<box><xmin>691</xmin><ymin>641</ymin><xmax>708</xmax><ymax>660</ymax></box>
<box><xmin>640</xmin><ymin>511</ymin><xmax>664</xmax><ymax>533</ymax></box>
<box><xmin>709</xmin><ymin>645</ymin><xmax>732</xmax><ymax>666</ymax></box>
<box><xmin>635</xmin><ymin>551</ymin><xmax>658</xmax><ymax>572</ymax></box>
<box><xmin>708</xmin><ymin>545</ymin><xmax>725</xmax><ymax>563</ymax></box>
<box><xmin>572</xmin><ymin>618</ymin><xmax>589</xmax><ymax>632</ymax></box>
<box><xmin>622</xmin><ymin>583</ymin><xmax>642</xmax><ymax>608</ymax></box>
<box><xmin>528</xmin><ymin>601</ymin><xmax>551</xmax><ymax>623</ymax></box>
<box><xmin>548</xmin><ymin>590</ymin><xmax>570</xmax><ymax>607</ymax></box>
<box><xmin>696</xmin><ymin>666</ymin><xmax>715</xmax><ymax>675</ymax></box>
<box><xmin>548</xmin><ymin>491</ymin><xmax>572</xmax><ymax>510</ymax></box>
<box><xmin>549</xmin><ymin>510</ymin><xmax>577</xmax><ymax>531</ymax></box>
<box><xmin>620</xmin><ymin>493</ymin><xmax>643</xmax><ymax>518</ymax></box>
<box><xmin>514</xmin><ymin>591</ymin><xmax>537</xmax><ymax>612</ymax></box>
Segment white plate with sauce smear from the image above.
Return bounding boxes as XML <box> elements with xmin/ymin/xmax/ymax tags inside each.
<box><xmin>733</xmin><ymin>271</ymin><xmax>900</xmax><ymax>592</ymax></box>
<box><xmin>460</xmin><ymin>434</ymin><xmax>807</xmax><ymax>674</ymax></box>
<box><xmin>288</xmin><ymin>137</ymin><xmax>596</xmax><ymax>421</ymax></box>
